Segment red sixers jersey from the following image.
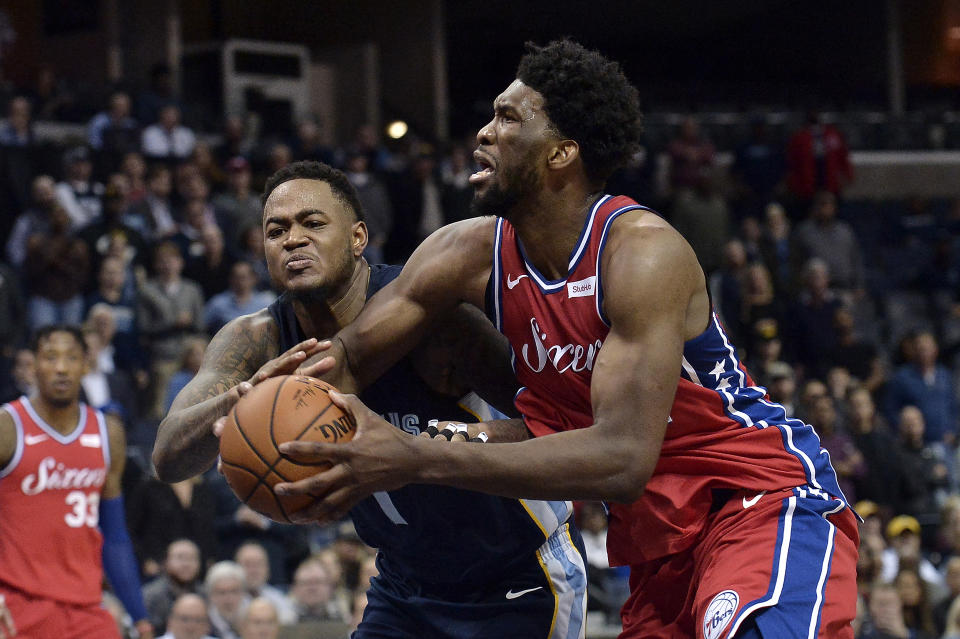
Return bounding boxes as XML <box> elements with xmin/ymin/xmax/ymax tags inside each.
<box><xmin>491</xmin><ymin>195</ymin><xmax>847</xmax><ymax>565</ymax></box>
<box><xmin>0</xmin><ymin>397</ymin><xmax>110</xmax><ymax>605</ymax></box>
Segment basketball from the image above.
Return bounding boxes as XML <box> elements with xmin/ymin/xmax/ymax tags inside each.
<box><xmin>219</xmin><ymin>375</ymin><xmax>356</xmax><ymax>523</ymax></box>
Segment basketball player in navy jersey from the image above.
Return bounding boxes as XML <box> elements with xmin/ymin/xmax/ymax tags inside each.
<box><xmin>274</xmin><ymin>41</ymin><xmax>859</xmax><ymax>639</ymax></box>
<box><xmin>153</xmin><ymin>161</ymin><xmax>588</xmax><ymax>639</ymax></box>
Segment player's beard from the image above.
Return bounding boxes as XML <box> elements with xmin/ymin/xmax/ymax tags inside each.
<box><xmin>281</xmin><ymin>244</ymin><xmax>356</xmax><ymax>306</ymax></box>
<box><xmin>470</xmin><ymin>158</ymin><xmax>540</xmax><ymax>221</ymax></box>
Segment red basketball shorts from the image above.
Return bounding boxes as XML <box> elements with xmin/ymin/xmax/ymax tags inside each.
<box><xmin>620</xmin><ymin>486</ymin><xmax>859</xmax><ymax>639</ymax></box>
<box><xmin>0</xmin><ymin>585</ymin><xmax>121</xmax><ymax>639</ymax></box>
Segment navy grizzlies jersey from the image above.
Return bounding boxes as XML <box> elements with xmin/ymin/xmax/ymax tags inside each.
<box><xmin>268</xmin><ymin>264</ymin><xmax>573</xmax><ymax>589</ymax></box>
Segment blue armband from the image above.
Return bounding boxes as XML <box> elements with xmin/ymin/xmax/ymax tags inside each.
<box><xmin>100</xmin><ymin>495</ymin><xmax>148</xmax><ymax>623</ymax></box>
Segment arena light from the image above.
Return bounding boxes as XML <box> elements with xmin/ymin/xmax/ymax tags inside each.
<box><xmin>386</xmin><ymin>120</ymin><xmax>408</xmax><ymax>139</ymax></box>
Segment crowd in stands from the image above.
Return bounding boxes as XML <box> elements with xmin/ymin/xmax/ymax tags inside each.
<box><xmin>0</xmin><ymin>63</ymin><xmax>959</xmax><ymax>637</ymax></box>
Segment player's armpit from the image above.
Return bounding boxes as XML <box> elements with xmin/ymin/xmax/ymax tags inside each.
<box><xmin>153</xmin><ymin>312</ymin><xmax>280</xmax><ymax>482</ymax></box>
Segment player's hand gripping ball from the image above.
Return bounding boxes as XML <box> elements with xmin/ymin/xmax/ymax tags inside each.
<box><xmin>219</xmin><ymin>375</ymin><xmax>355</xmax><ymax>523</ymax></box>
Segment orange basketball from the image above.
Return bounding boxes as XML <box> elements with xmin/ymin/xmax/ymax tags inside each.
<box><xmin>219</xmin><ymin>375</ymin><xmax>355</xmax><ymax>523</ymax></box>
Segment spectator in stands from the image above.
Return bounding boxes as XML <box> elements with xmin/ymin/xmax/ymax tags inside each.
<box><xmin>897</xmin><ymin>406</ymin><xmax>952</xmax><ymax>519</ymax></box>
<box><xmin>79</xmin><ymin>181</ymin><xmax>150</xmax><ymax>276</ymax></box>
<box><xmin>0</xmin><ymin>95</ymin><xmax>34</xmax><ymax>146</ymax></box>
<box><xmin>142</xmin><ymin>104</ymin><xmax>197</xmax><ymax>161</ymax></box>
<box><xmin>55</xmin><ymin>145</ymin><xmax>104</xmax><ymax>230</ymax></box>
<box><xmin>265</xmin><ymin>143</ymin><xmax>293</xmax><ymax>177</ymax></box>
<box><xmin>935</xmin><ymin>557</ymin><xmax>960</xmax><ymax>635</ymax></box>
<box><xmin>88</xmin><ymin>90</ymin><xmax>139</xmax><ymax>154</ymax></box>
<box><xmin>86</xmin><ymin>255</ymin><xmax>145</xmax><ymax>376</ymax></box>
<box><xmin>344</xmin><ymin>150</ymin><xmax>393</xmax><ymax>264</ymax></box>
<box><xmin>122</xmin><ymin>151</ymin><xmax>149</xmax><ymax>204</ymax></box>
<box><xmin>787</xmin><ymin>258</ymin><xmax>843</xmax><ymax>380</ymax></box>
<box><xmin>349</xmin><ymin>123</ymin><xmax>393</xmax><ymax>174</ymax></box>
<box><xmin>184</xmin><ymin>224</ymin><xmax>235</xmax><ymax>300</ymax></box>
<box><xmin>578</xmin><ymin>501</ymin><xmax>629</xmax><ymax>623</ymax></box>
<box><xmin>667</xmin><ymin>115</ymin><xmax>715</xmax><ymax>195</ymax></box>
<box><xmin>0</xmin><ymin>347</ymin><xmax>35</xmax><ymax>404</ymax></box>
<box><xmin>289</xmin><ymin>558</ymin><xmax>347</xmax><ymax>623</ymax></box>
<box><xmin>731</xmin><ymin>116</ymin><xmax>785</xmax><ymax>220</ymax></box>
<box><xmin>206</xmin><ymin>561</ymin><xmax>250</xmax><ymax>639</ymax></box>
<box><xmin>765</xmin><ymin>361</ymin><xmax>798</xmax><ymax>418</ymax></box>
<box><xmin>128</xmin><ymin>470</ymin><xmax>217</xmax><ymax>577</ymax></box>
<box><xmin>80</xmin><ymin>323</ymin><xmax>136</xmax><ymax>419</ymax></box>
<box><xmin>860</xmin><ymin>581</ymin><xmax>932</xmax><ymax>639</ymax></box>
<box><xmin>171</xmin><ymin>197</ymin><xmax>216</xmax><ymax>262</ymax></box>
<box><xmin>23</xmin><ymin>202</ymin><xmax>89</xmax><ymax>329</ymax></box>
<box><xmin>797</xmin><ymin>378</ymin><xmax>829</xmax><ymax>424</ymax></box>
<box><xmin>758</xmin><ymin>201</ymin><xmax>793</xmax><ymax>296</ymax></box>
<box><xmin>785</xmin><ymin>111</ymin><xmax>853</xmax><ymax>214</ymax></box>
<box><xmin>137</xmin><ymin>241</ymin><xmax>205</xmax><ymax>419</ymax></box>
<box><xmin>882</xmin><ymin>514</ymin><xmax>945</xmax><ymax>599</ymax></box>
<box><xmin>847</xmin><ymin>386</ymin><xmax>903</xmax><ymax>512</ymax></box>
<box><xmin>791</xmin><ymin>190</ymin><xmax>865</xmax><ymax>295</ymax></box>
<box><xmin>127</xmin><ymin>164</ymin><xmax>178</xmax><ymax>242</ymax></box>
<box><xmin>238</xmin><ymin>598</ymin><xmax>280</xmax><ymax>639</ymax></box>
<box><xmin>440</xmin><ymin>144</ymin><xmax>475</xmax><ymax>225</ymax></box>
<box><xmin>314</xmin><ymin>548</ymin><xmax>353</xmax><ymax>621</ymax></box>
<box><xmin>204</xmin><ymin>261</ymin><xmax>275</xmax><ymax>335</ymax></box>
<box><xmin>236</xmin><ymin>223</ymin><xmax>270</xmax><ymax>290</ymax></box>
<box><xmin>387</xmin><ymin>146</ymin><xmax>444</xmax><ymax>262</ymax></box>
<box><xmin>0</xmin><ymin>260</ymin><xmax>25</xmax><ymax>356</ymax></box>
<box><xmin>741</xmin><ymin>263</ymin><xmax>783</xmax><ymax>360</ymax></box>
<box><xmin>212</xmin><ymin>157</ymin><xmax>260</xmax><ymax>252</ymax></box>
<box><xmin>292</xmin><ymin>116</ymin><xmax>335</xmax><ymax>166</ymax></box>
<box><xmin>143</xmin><ymin>540</ymin><xmax>204</xmax><ymax>634</ymax></box>
<box><xmin>214</xmin><ymin>115</ymin><xmax>253</xmax><ymax>167</ymax></box>
<box><xmin>885</xmin><ymin>330</ymin><xmax>959</xmax><ymax>446</ymax></box>
<box><xmin>810</xmin><ymin>394</ymin><xmax>865</xmax><ymax>503</ymax></box>
<box><xmin>164</xmin><ymin>337</ymin><xmax>207</xmax><ymax>414</ymax></box>
<box><xmin>191</xmin><ymin>141</ymin><xmax>226</xmax><ymax>194</ymax></box>
<box><xmin>234</xmin><ymin>542</ymin><xmax>296</xmax><ymax>625</ymax></box>
<box><xmin>27</xmin><ymin>65</ymin><xmax>75</xmax><ymax>121</ymax></box>
<box><xmin>669</xmin><ymin>169</ymin><xmax>730</xmax><ymax>274</ymax></box>
<box><xmin>707</xmin><ymin>239</ymin><xmax>747</xmax><ymax>344</ymax></box>
<box><xmin>828</xmin><ymin>307</ymin><xmax>886</xmax><ymax>393</ymax></box>
<box><xmin>159</xmin><ymin>593</ymin><xmax>213</xmax><ymax>639</ymax></box>
<box><xmin>896</xmin><ymin>567</ymin><xmax>938</xmax><ymax>637</ymax></box>
<box><xmin>6</xmin><ymin>175</ymin><xmax>60</xmax><ymax>266</ymax></box>
<box><xmin>137</xmin><ymin>63</ymin><xmax>179</xmax><ymax>125</ymax></box>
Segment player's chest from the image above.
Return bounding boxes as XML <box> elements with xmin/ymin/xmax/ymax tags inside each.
<box><xmin>13</xmin><ymin>446</ymin><xmax>107</xmax><ymax>497</ymax></box>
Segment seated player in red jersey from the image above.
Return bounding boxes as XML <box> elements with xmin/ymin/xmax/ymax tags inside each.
<box><xmin>0</xmin><ymin>326</ymin><xmax>153</xmax><ymax>638</ymax></box>
<box><xmin>268</xmin><ymin>40</ymin><xmax>858</xmax><ymax>639</ymax></box>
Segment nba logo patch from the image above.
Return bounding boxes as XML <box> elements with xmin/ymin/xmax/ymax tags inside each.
<box><xmin>703</xmin><ymin>590</ymin><xmax>738</xmax><ymax>639</ymax></box>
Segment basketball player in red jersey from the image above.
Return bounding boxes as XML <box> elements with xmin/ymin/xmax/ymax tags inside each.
<box><xmin>273</xmin><ymin>40</ymin><xmax>859</xmax><ymax>638</ymax></box>
<box><xmin>0</xmin><ymin>326</ymin><xmax>153</xmax><ymax>638</ymax></box>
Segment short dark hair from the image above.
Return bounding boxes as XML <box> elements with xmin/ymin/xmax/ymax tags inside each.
<box><xmin>516</xmin><ymin>39</ymin><xmax>643</xmax><ymax>183</ymax></box>
<box><xmin>31</xmin><ymin>325</ymin><xmax>87</xmax><ymax>354</ymax></box>
<box><xmin>261</xmin><ymin>160</ymin><xmax>365</xmax><ymax>222</ymax></box>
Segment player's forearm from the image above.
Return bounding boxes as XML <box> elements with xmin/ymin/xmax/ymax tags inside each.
<box><xmin>414</xmin><ymin>425</ymin><xmax>647</xmax><ymax>502</ymax></box>
<box><xmin>153</xmin><ymin>389</ymin><xmax>238</xmax><ymax>482</ymax></box>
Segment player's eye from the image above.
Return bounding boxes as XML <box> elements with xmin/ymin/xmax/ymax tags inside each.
<box><xmin>267</xmin><ymin>227</ymin><xmax>284</xmax><ymax>239</ymax></box>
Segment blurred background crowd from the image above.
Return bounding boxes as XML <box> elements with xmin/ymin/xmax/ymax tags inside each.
<box><xmin>0</xmin><ymin>1</ymin><xmax>959</xmax><ymax>638</ymax></box>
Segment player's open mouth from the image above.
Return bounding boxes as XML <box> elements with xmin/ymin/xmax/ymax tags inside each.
<box><xmin>469</xmin><ymin>153</ymin><xmax>496</xmax><ymax>185</ymax></box>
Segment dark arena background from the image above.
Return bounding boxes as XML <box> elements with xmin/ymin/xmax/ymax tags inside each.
<box><xmin>0</xmin><ymin>1</ymin><xmax>959</xmax><ymax>637</ymax></box>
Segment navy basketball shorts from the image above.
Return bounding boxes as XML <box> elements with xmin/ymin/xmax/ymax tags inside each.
<box><xmin>354</xmin><ymin>521</ymin><xmax>588</xmax><ymax>639</ymax></box>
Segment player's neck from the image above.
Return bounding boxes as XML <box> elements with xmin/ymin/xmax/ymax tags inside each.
<box><xmin>512</xmin><ymin>189</ymin><xmax>602</xmax><ymax>281</ymax></box>
<box><xmin>29</xmin><ymin>395</ymin><xmax>82</xmax><ymax>435</ymax></box>
<box><xmin>294</xmin><ymin>259</ymin><xmax>371</xmax><ymax>337</ymax></box>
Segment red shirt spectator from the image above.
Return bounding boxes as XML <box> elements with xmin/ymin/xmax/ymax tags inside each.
<box><xmin>786</xmin><ymin>113</ymin><xmax>853</xmax><ymax>200</ymax></box>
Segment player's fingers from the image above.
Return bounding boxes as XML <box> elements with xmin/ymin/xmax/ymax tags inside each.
<box><xmin>290</xmin><ymin>483</ymin><xmax>362</xmax><ymax>525</ymax></box>
<box><xmin>295</xmin><ymin>355</ymin><xmax>336</xmax><ymax>379</ymax></box>
<box><xmin>212</xmin><ymin>415</ymin><xmax>230</xmax><ymax>438</ymax></box>
<box><xmin>255</xmin><ymin>350</ymin><xmax>307</xmax><ymax>381</ymax></box>
<box><xmin>235</xmin><ymin>381</ymin><xmax>253</xmax><ymax>397</ymax></box>
<box><xmin>277</xmin><ymin>440</ymin><xmax>348</xmax><ymax>467</ymax></box>
<box><xmin>328</xmin><ymin>390</ymin><xmax>380</xmax><ymax>426</ymax></box>
<box><xmin>274</xmin><ymin>460</ymin><xmax>348</xmax><ymax>499</ymax></box>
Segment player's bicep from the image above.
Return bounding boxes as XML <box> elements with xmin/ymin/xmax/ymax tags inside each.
<box><xmin>0</xmin><ymin>410</ymin><xmax>16</xmax><ymax>470</ymax></box>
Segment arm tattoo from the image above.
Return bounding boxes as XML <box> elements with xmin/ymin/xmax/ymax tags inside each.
<box><xmin>153</xmin><ymin>317</ymin><xmax>278</xmax><ymax>481</ymax></box>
